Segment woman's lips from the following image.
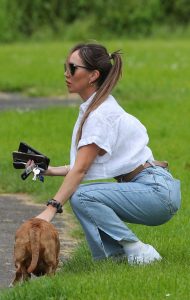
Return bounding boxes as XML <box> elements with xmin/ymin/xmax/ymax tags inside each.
<box><xmin>66</xmin><ymin>81</ymin><xmax>71</xmax><ymax>86</ymax></box>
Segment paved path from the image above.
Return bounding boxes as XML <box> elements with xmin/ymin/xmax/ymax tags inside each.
<box><xmin>0</xmin><ymin>194</ymin><xmax>78</xmax><ymax>290</ymax></box>
<box><xmin>0</xmin><ymin>92</ymin><xmax>80</xmax><ymax>111</ymax></box>
<box><xmin>0</xmin><ymin>93</ymin><xmax>80</xmax><ymax>290</ymax></box>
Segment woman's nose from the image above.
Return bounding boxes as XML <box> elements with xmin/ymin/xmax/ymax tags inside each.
<box><xmin>64</xmin><ymin>70</ymin><xmax>70</xmax><ymax>77</ymax></box>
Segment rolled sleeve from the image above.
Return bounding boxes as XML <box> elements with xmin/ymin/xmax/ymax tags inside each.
<box><xmin>77</xmin><ymin>113</ymin><xmax>115</xmax><ymax>160</ymax></box>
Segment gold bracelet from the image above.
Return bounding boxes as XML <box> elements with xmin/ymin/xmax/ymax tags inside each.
<box><xmin>64</xmin><ymin>165</ymin><xmax>70</xmax><ymax>173</ymax></box>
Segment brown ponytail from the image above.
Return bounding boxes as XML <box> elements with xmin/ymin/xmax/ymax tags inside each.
<box><xmin>69</xmin><ymin>43</ymin><xmax>122</xmax><ymax>145</ymax></box>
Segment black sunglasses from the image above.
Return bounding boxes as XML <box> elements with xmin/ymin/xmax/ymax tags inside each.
<box><xmin>64</xmin><ymin>63</ymin><xmax>91</xmax><ymax>76</ymax></box>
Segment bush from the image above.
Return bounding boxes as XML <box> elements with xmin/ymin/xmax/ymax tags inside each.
<box><xmin>93</xmin><ymin>0</ymin><xmax>162</xmax><ymax>36</ymax></box>
<box><xmin>0</xmin><ymin>0</ymin><xmax>190</xmax><ymax>42</ymax></box>
<box><xmin>0</xmin><ymin>0</ymin><xmax>18</xmax><ymax>41</ymax></box>
<box><xmin>161</xmin><ymin>0</ymin><xmax>190</xmax><ymax>24</ymax></box>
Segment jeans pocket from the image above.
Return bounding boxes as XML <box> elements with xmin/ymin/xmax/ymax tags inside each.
<box><xmin>134</xmin><ymin>168</ymin><xmax>181</xmax><ymax>215</ymax></box>
<box><xmin>164</xmin><ymin>178</ymin><xmax>181</xmax><ymax>214</ymax></box>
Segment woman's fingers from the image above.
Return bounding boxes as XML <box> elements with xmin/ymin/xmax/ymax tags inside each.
<box><xmin>25</xmin><ymin>159</ymin><xmax>35</xmax><ymax>168</ymax></box>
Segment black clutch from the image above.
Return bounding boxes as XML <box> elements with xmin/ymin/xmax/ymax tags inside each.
<box><xmin>12</xmin><ymin>142</ymin><xmax>50</xmax><ymax>170</ymax></box>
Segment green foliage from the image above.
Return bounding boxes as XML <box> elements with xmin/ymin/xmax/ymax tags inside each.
<box><xmin>94</xmin><ymin>0</ymin><xmax>163</xmax><ymax>36</ymax></box>
<box><xmin>161</xmin><ymin>0</ymin><xmax>190</xmax><ymax>24</ymax></box>
<box><xmin>0</xmin><ymin>0</ymin><xmax>190</xmax><ymax>42</ymax></box>
<box><xmin>0</xmin><ymin>0</ymin><xmax>17</xmax><ymax>41</ymax></box>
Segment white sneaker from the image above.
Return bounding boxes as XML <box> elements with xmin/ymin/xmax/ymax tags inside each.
<box><xmin>127</xmin><ymin>244</ymin><xmax>162</xmax><ymax>265</ymax></box>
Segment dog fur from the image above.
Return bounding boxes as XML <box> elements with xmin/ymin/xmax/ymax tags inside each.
<box><xmin>10</xmin><ymin>218</ymin><xmax>60</xmax><ymax>286</ymax></box>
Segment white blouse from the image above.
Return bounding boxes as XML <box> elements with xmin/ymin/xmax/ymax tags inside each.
<box><xmin>70</xmin><ymin>94</ymin><xmax>154</xmax><ymax>181</ymax></box>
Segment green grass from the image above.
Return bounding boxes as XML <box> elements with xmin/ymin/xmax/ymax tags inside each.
<box><xmin>0</xmin><ymin>107</ymin><xmax>78</xmax><ymax>199</ymax></box>
<box><xmin>0</xmin><ymin>39</ymin><xmax>190</xmax><ymax>299</ymax></box>
<box><xmin>0</xmin><ymin>40</ymin><xmax>189</xmax><ymax>101</ymax></box>
<box><xmin>0</xmin><ymin>98</ymin><xmax>188</xmax><ymax>200</ymax></box>
<box><xmin>1</xmin><ymin>241</ymin><xmax>190</xmax><ymax>300</ymax></box>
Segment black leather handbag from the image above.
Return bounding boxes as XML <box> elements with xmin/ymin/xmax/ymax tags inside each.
<box><xmin>12</xmin><ymin>142</ymin><xmax>50</xmax><ymax>170</ymax></box>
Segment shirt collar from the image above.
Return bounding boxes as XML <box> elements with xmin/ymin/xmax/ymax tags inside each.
<box><xmin>80</xmin><ymin>92</ymin><xmax>96</xmax><ymax>113</ymax></box>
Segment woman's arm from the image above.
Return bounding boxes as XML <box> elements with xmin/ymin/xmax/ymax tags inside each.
<box><xmin>44</xmin><ymin>165</ymin><xmax>70</xmax><ymax>176</ymax></box>
<box><xmin>26</xmin><ymin>160</ymin><xmax>70</xmax><ymax>176</ymax></box>
<box><xmin>36</xmin><ymin>143</ymin><xmax>101</xmax><ymax>222</ymax></box>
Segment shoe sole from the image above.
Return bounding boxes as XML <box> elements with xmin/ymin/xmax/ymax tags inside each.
<box><xmin>128</xmin><ymin>246</ymin><xmax>162</xmax><ymax>265</ymax></box>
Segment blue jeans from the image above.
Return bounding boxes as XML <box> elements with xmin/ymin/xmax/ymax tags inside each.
<box><xmin>70</xmin><ymin>166</ymin><xmax>181</xmax><ymax>260</ymax></box>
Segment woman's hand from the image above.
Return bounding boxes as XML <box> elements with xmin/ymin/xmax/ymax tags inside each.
<box><xmin>25</xmin><ymin>159</ymin><xmax>35</xmax><ymax>169</ymax></box>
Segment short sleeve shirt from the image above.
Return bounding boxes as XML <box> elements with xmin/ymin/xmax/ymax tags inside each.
<box><xmin>70</xmin><ymin>94</ymin><xmax>154</xmax><ymax>180</ymax></box>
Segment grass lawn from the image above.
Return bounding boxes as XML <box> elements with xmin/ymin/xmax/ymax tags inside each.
<box><xmin>0</xmin><ymin>39</ymin><xmax>190</xmax><ymax>299</ymax></box>
<box><xmin>0</xmin><ymin>39</ymin><xmax>189</xmax><ymax>103</ymax></box>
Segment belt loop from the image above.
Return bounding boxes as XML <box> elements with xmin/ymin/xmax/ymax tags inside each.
<box><xmin>146</xmin><ymin>160</ymin><xmax>156</xmax><ymax>168</ymax></box>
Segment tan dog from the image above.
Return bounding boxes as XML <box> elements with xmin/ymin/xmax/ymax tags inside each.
<box><xmin>11</xmin><ymin>218</ymin><xmax>60</xmax><ymax>286</ymax></box>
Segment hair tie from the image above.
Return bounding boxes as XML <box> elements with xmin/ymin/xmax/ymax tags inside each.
<box><xmin>109</xmin><ymin>53</ymin><xmax>113</xmax><ymax>60</ymax></box>
<box><xmin>109</xmin><ymin>50</ymin><xmax>123</xmax><ymax>60</ymax></box>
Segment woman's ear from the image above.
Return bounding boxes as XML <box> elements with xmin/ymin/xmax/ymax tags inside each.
<box><xmin>89</xmin><ymin>70</ymin><xmax>100</xmax><ymax>84</ymax></box>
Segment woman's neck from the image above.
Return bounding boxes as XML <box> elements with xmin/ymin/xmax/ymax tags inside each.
<box><xmin>80</xmin><ymin>87</ymin><xmax>97</xmax><ymax>102</ymax></box>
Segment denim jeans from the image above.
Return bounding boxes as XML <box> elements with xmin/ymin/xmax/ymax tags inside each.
<box><xmin>70</xmin><ymin>166</ymin><xmax>181</xmax><ymax>260</ymax></box>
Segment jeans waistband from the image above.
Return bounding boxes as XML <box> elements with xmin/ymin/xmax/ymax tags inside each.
<box><xmin>114</xmin><ymin>160</ymin><xmax>168</xmax><ymax>183</ymax></box>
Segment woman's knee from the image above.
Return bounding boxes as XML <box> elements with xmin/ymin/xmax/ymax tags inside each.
<box><xmin>70</xmin><ymin>188</ymin><xmax>88</xmax><ymax>212</ymax></box>
<box><xmin>70</xmin><ymin>190</ymin><xmax>80</xmax><ymax>209</ymax></box>
<box><xmin>70</xmin><ymin>184</ymin><xmax>101</xmax><ymax>212</ymax></box>
<box><xmin>70</xmin><ymin>186</ymin><xmax>95</xmax><ymax>212</ymax></box>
